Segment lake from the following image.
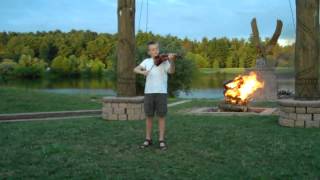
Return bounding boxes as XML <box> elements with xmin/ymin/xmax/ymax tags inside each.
<box><xmin>0</xmin><ymin>71</ymin><xmax>294</xmax><ymax>99</ymax></box>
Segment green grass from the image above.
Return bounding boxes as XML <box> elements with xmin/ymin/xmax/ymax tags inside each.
<box><xmin>1</xmin><ymin>88</ymin><xmax>320</xmax><ymax>179</ymax></box>
<box><xmin>1</xmin><ymin>114</ymin><xmax>320</xmax><ymax>179</ymax></box>
<box><xmin>0</xmin><ymin>87</ymin><xmax>101</xmax><ymax>114</ymax></box>
<box><xmin>0</xmin><ymin>87</ymin><xmax>180</xmax><ymax>114</ymax></box>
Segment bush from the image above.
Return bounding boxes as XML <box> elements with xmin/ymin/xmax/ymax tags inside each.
<box><xmin>51</xmin><ymin>55</ymin><xmax>69</xmax><ymax>75</ymax></box>
<box><xmin>14</xmin><ymin>55</ymin><xmax>46</xmax><ymax>78</ymax></box>
<box><xmin>185</xmin><ymin>52</ymin><xmax>209</xmax><ymax>68</ymax></box>
<box><xmin>168</xmin><ymin>55</ymin><xmax>197</xmax><ymax>96</ymax></box>
<box><xmin>88</xmin><ymin>58</ymin><xmax>105</xmax><ymax>75</ymax></box>
<box><xmin>0</xmin><ymin>59</ymin><xmax>18</xmax><ymax>79</ymax></box>
<box><xmin>51</xmin><ymin>55</ymin><xmax>80</xmax><ymax>76</ymax></box>
<box><xmin>51</xmin><ymin>55</ymin><xmax>105</xmax><ymax>77</ymax></box>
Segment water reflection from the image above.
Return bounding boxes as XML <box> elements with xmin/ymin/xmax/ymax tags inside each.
<box><xmin>0</xmin><ymin>72</ymin><xmax>294</xmax><ymax>99</ymax></box>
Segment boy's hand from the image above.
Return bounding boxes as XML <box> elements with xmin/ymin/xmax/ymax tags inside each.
<box><xmin>168</xmin><ymin>53</ymin><xmax>175</xmax><ymax>60</ymax></box>
<box><xmin>142</xmin><ymin>70</ymin><xmax>149</xmax><ymax>76</ymax></box>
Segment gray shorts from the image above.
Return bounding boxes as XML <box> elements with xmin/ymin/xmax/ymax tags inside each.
<box><xmin>144</xmin><ymin>93</ymin><xmax>167</xmax><ymax>117</ymax></box>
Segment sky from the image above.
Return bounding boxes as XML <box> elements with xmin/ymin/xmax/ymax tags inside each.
<box><xmin>0</xmin><ymin>0</ymin><xmax>297</xmax><ymax>45</ymax></box>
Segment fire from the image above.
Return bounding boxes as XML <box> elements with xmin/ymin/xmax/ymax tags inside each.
<box><xmin>224</xmin><ymin>71</ymin><xmax>264</xmax><ymax>105</ymax></box>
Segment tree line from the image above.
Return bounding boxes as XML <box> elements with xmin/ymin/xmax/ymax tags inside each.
<box><xmin>0</xmin><ymin>30</ymin><xmax>294</xmax><ymax>95</ymax></box>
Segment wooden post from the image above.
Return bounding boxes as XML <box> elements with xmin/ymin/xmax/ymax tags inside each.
<box><xmin>117</xmin><ymin>0</ymin><xmax>136</xmax><ymax>97</ymax></box>
<box><xmin>294</xmin><ymin>0</ymin><xmax>319</xmax><ymax>100</ymax></box>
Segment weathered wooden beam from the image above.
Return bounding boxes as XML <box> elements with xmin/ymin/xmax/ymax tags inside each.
<box><xmin>251</xmin><ymin>18</ymin><xmax>283</xmax><ymax>58</ymax></box>
<box><xmin>294</xmin><ymin>0</ymin><xmax>319</xmax><ymax>99</ymax></box>
<box><xmin>266</xmin><ymin>20</ymin><xmax>283</xmax><ymax>53</ymax></box>
<box><xmin>251</xmin><ymin>18</ymin><xmax>262</xmax><ymax>50</ymax></box>
<box><xmin>117</xmin><ymin>0</ymin><xmax>136</xmax><ymax>97</ymax></box>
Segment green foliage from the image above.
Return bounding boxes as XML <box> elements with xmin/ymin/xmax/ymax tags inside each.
<box><xmin>0</xmin><ymin>30</ymin><xmax>295</xmax><ymax>87</ymax></box>
<box><xmin>185</xmin><ymin>52</ymin><xmax>209</xmax><ymax>68</ymax></box>
<box><xmin>51</xmin><ymin>55</ymin><xmax>70</xmax><ymax>75</ymax></box>
<box><xmin>14</xmin><ymin>54</ymin><xmax>46</xmax><ymax>78</ymax></box>
<box><xmin>168</xmin><ymin>55</ymin><xmax>197</xmax><ymax>96</ymax></box>
<box><xmin>0</xmin><ymin>59</ymin><xmax>17</xmax><ymax>79</ymax></box>
<box><xmin>87</xmin><ymin>58</ymin><xmax>106</xmax><ymax>76</ymax></box>
<box><xmin>0</xmin><ymin>31</ymin><xmax>294</xmax><ymax>73</ymax></box>
<box><xmin>51</xmin><ymin>55</ymin><xmax>105</xmax><ymax>77</ymax></box>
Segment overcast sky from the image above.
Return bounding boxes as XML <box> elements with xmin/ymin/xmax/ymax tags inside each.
<box><xmin>0</xmin><ymin>0</ymin><xmax>297</xmax><ymax>44</ymax></box>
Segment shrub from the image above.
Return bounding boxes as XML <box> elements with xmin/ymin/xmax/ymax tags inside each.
<box><xmin>0</xmin><ymin>59</ymin><xmax>18</xmax><ymax>79</ymax></box>
<box><xmin>14</xmin><ymin>54</ymin><xmax>46</xmax><ymax>78</ymax></box>
<box><xmin>186</xmin><ymin>52</ymin><xmax>209</xmax><ymax>68</ymax></box>
<box><xmin>51</xmin><ymin>55</ymin><xmax>105</xmax><ymax>77</ymax></box>
<box><xmin>88</xmin><ymin>58</ymin><xmax>105</xmax><ymax>75</ymax></box>
<box><xmin>51</xmin><ymin>55</ymin><xmax>69</xmax><ymax>75</ymax></box>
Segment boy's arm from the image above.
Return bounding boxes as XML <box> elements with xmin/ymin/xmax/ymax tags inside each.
<box><xmin>133</xmin><ymin>65</ymin><xmax>149</xmax><ymax>76</ymax></box>
<box><xmin>168</xmin><ymin>60</ymin><xmax>175</xmax><ymax>74</ymax></box>
<box><xmin>167</xmin><ymin>53</ymin><xmax>175</xmax><ymax>74</ymax></box>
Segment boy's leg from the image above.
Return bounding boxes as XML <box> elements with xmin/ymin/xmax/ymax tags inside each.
<box><xmin>146</xmin><ymin>116</ymin><xmax>153</xmax><ymax>140</ymax></box>
<box><xmin>158</xmin><ymin>116</ymin><xmax>165</xmax><ymax>141</ymax></box>
<box><xmin>155</xmin><ymin>94</ymin><xmax>168</xmax><ymax>141</ymax></box>
<box><xmin>144</xmin><ymin>94</ymin><xmax>155</xmax><ymax>140</ymax></box>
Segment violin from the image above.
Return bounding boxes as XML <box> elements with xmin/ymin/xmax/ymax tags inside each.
<box><xmin>153</xmin><ymin>53</ymin><xmax>181</xmax><ymax>66</ymax></box>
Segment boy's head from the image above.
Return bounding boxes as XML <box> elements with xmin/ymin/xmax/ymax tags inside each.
<box><xmin>147</xmin><ymin>41</ymin><xmax>159</xmax><ymax>58</ymax></box>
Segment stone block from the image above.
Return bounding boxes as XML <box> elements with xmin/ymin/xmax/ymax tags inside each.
<box><xmin>134</xmin><ymin>107</ymin><xmax>142</xmax><ymax>114</ymax></box>
<box><xmin>107</xmin><ymin>113</ymin><xmax>118</xmax><ymax>120</ymax></box>
<box><xmin>113</xmin><ymin>107</ymin><xmax>125</xmax><ymax>114</ymax></box>
<box><xmin>279</xmin><ymin>111</ymin><xmax>289</xmax><ymax>118</ymax></box>
<box><xmin>313</xmin><ymin>114</ymin><xmax>320</xmax><ymax>121</ymax></box>
<box><xmin>111</xmin><ymin>103</ymin><xmax>119</xmax><ymax>108</ymax></box>
<box><xmin>280</xmin><ymin>106</ymin><xmax>295</xmax><ymax>113</ymax></box>
<box><xmin>279</xmin><ymin>118</ymin><xmax>294</xmax><ymax>127</ymax></box>
<box><xmin>305</xmin><ymin>120</ymin><xmax>320</xmax><ymax>128</ymax></box>
<box><xmin>128</xmin><ymin>103</ymin><xmax>142</xmax><ymax>109</ymax></box>
<box><xmin>295</xmin><ymin>120</ymin><xmax>305</xmax><ymax>127</ymax></box>
<box><xmin>296</xmin><ymin>107</ymin><xmax>307</xmax><ymax>114</ymax></box>
<box><xmin>102</xmin><ymin>107</ymin><xmax>113</xmax><ymax>114</ymax></box>
<box><xmin>307</xmin><ymin>107</ymin><xmax>320</xmax><ymax>114</ymax></box>
<box><xmin>288</xmin><ymin>113</ymin><xmax>297</xmax><ymax>120</ymax></box>
<box><xmin>119</xmin><ymin>103</ymin><xmax>127</xmax><ymax>108</ymax></box>
<box><xmin>297</xmin><ymin>114</ymin><xmax>312</xmax><ymax>121</ymax></box>
<box><xmin>126</xmin><ymin>108</ymin><xmax>135</xmax><ymax>115</ymax></box>
<box><xmin>118</xmin><ymin>114</ymin><xmax>128</xmax><ymax>120</ymax></box>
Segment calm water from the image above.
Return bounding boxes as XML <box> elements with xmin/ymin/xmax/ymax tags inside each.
<box><xmin>0</xmin><ymin>73</ymin><xmax>294</xmax><ymax>99</ymax></box>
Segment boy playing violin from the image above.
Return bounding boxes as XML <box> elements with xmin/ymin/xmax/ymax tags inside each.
<box><xmin>133</xmin><ymin>41</ymin><xmax>175</xmax><ymax>150</ymax></box>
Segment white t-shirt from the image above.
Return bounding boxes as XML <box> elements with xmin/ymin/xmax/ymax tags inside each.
<box><xmin>139</xmin><ymin>58</ymin><xmax>171</xmax><ymax>94</ymax></box>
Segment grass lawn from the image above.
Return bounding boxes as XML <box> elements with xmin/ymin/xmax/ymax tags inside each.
<box><xmin>0</xmin><ymin>87</ymin><xmax>102</xmax><ymax>114</ymax></box>
<box><xmin>0</xmin><ymin>88</ymin><xmax>179</xmax><ymax>114</ymax></box>
<box><xmin>0</xmin><ymin>91</ymin><xmax>320</xmax><ymax>179</ymax></box>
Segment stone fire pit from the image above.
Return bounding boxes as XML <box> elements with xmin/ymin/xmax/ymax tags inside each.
<box><xmin>183</xmin><ymin>102</ymin><xmax>277</xmax><ymax>116</ymax></box>
<box><xmin>278</xmin><ymin>99</ymin><xmax>320</xmax><ymax>128</ymax></box>
<box><xmin>102</xmin><ymin>96</ymin><xmax>145</xmax><ymax>120</ymax></box>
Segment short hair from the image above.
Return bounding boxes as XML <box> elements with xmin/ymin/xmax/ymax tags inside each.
<box><xmin>147</xmin><ymin>41</ymin><xmax>159</xmax><ymax>48</ymax></box>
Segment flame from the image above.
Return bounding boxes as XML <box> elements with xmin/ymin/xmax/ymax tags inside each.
<box><xmin>224</xmin><ymin>71</ymin><xmax>264</xmax><ymax>105</ymax></box>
